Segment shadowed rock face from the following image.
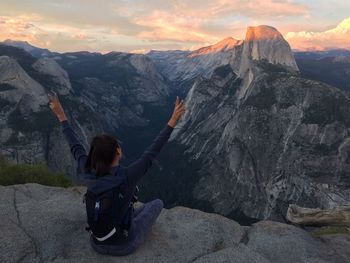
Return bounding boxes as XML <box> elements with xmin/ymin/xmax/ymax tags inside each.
<box><xmin>142</xmin><ymin>31</ymin><xmax>350</xmax><ymax>221</ymax></box>
<box><xmin>0</xmin><ymin>184</ymin><xmax>349</xmax><ymax>263</ymax></box>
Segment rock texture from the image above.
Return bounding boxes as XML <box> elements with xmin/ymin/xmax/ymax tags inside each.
<box><xmin>0</xmin><ymin>183</ymin><xmax>349</xmax><ymax>263</ymax></box>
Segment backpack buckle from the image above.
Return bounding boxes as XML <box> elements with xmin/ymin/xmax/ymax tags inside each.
<box><xmin>94</xmin><ymin>200</ymin><xmax>100</xmax><ymax>221</ymax></box>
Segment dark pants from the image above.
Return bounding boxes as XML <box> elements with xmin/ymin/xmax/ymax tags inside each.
<box><xmin>90</xmin><ymin>199</ymin><xmax>164</xmax><ymax>256</ymax></box>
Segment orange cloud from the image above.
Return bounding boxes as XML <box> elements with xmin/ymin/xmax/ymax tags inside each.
<box><xmin>132</xmin><ymin>0</ymin><xmax>308</xmax><ymax>44</ymax></box>
<box><xmin>210</xmin><ymin>0</ymin><xmax>308</xmax><ymax>18</ymax></box>
<box><xmin>135</xmin><ymin>11</ymin><xmax>221</xmax><ymax>44</ymax></box>
<box><xmin>0</xmin><ymin>15</ymin><xmax>99</xmax><ymax>51</ymax></box>
<box><xmin>0</xmin><ymin>15</ymin><xmax>46</xmax><ymax>45</ymax></box>
<box><xmin>286</xmin><ymin>17</ymin><xmax>350</xmax><ymax>50</ymax></box>
<box><xmin>71</xmin><ymin>33</ymin><xmax>88</xmax><ymax>40</ymax></box>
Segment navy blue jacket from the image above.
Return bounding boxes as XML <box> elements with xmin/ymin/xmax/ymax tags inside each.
<box><xmin>61</xmin><ymin>120</ymin><xmax>174</xmax><ymax>198</ymax></box>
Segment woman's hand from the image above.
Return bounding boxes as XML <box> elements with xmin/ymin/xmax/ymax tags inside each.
<box><xmin>48</xmin><ymin>91</ymin><xmax>67</xmax><ymax>122</ymax></box>
<box><xmin>167</xmin><ymin>96</ymin><xmax>186</xmax><ymax>128</ymax></box>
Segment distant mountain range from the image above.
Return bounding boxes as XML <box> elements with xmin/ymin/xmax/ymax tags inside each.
<box><xmin>3</xmin><ymin>38</ymin><xmax>349</xmax><ymax>93</ymax></box>
<box><xmin>0</xmin><ymin>27</ymin><xmax>349</xmax><ymax>223</ymax></box>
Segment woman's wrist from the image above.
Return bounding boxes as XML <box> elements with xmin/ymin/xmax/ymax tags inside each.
<box><xmin>58</xmin><ymin>113</ymin><xmax>67</xmax><ymax>122</ymax></box>
<box><xmin>167</xmin><ymin>118</ymin><xmax>177</xmax><ymax>128</ymax></box>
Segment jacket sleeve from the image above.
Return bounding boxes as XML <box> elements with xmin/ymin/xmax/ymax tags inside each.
<box><xmin>125</xmin><ymin>124</ymin><xmax>174</xmax><ymax>186</ymax></box>
<box><xmin>61</xmin><ymin>120</ymin><xmax>88</xmax><ymax>177</ymax></box>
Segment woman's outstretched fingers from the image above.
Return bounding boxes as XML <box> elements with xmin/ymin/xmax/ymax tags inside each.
<box><xmin>168</xmin><ymin>96</ymin><xmax>186</xmax><ymax>127</ymax></box>
<box><xmin>47</xmin><ymin>91</ymin><xmax>67</xmax><ymax>122</ymax></box>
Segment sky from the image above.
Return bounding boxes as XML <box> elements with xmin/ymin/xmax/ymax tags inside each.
<box><xmin>0</xmin><ymin>0</ymin><xmax>349</xmax><ymax>53</ymax></box>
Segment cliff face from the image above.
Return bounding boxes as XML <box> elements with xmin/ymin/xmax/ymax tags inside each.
<box><xmin>0</xmin><ymin>184</ymin><xmax>348</xmax><ymax>263</ymax></box>
<box><xmin>0</xmin><ymin>56</ymin><xmax>47</xmax><ymax>111</ymax></box>
<box><xmin>142</xmin><ymin>26</ymin><xmax>350</xmax><ymax>222</ymax></box>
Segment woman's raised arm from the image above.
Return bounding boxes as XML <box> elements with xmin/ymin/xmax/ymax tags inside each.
<box><xmin>48</xmin><ymin>92</ymin><xmax>88</xmax><ymax>176</ymax></box>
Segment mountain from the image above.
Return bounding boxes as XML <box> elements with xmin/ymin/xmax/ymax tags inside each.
<box><xmin>1</xmin><ymin>39</ymin><xmax>54</xmax><ymax>57</ymax></box>
<box><xmin>294</xmin><ymin>49</ymin><xmax>350</xmax><ymax>60</ymax></box>
<box><xmin>147</xmin><ymin>38</ymin><xmax>244</xmax><ymax>95</ymax></box>
<box><xmin>240</xmin><ymin>26</ymin><xmax>299</xmax><ymax>74</ymax></box>
<box><xmin>1</xmin><ymin>25</ymin><xmax>350</xmax><ymax>223</ymax></box>
<box><xmin>1</xmin><ymin>183</ymin><xmax>349</xmax><ymax>263</ymax></box>
<box><xmin>294</xmin><ymin>50</ymin><xmax>350</xmax><ymax>92</ymax></box>
<box><xmin>0</xmin><ymin>45</ymin><xmax>172</xmax><ymax>182</ymax></box>
<box><xmin>141</xmin><ymin>26</ymin><xmax>350</xmax><ymax>223</ymax></box>
<box><xmin>147</xmin><ymin>25</ymin><xmax>298</xmax><ymax>96</ymax></box>
<box><xmin>189</xmin><ymin>37</ymin><xmax>242</xmax><ymax>56</ymax></box>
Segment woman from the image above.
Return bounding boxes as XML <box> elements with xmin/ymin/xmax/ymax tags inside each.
<box><xmin>48</xmin><ymin>92</ymin><xmax>185</xmax><ymax>256</ymax></box>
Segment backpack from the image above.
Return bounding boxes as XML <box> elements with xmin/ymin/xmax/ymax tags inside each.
<box><xmin>84</xmin><ymin>185</ymin><xmax>135</xmax><ymax>242</ymax></box>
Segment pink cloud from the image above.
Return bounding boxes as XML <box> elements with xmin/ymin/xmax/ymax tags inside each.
<box><xmin>0</xmin><ymin>15</ymin><xmax>99</xmax><ymax>51</ymax></box>
<box><xmin>72</xmin><ymin>33</ymin><xmax>88</xmax><ymax>40</ymax></box>
<box><xmin>210</xmin><ymin>0</ymin><xmax>308</xmax><ymax>18</ymax></box>
<box><xmin>286</xmin><ymin>17</ymin><xmax>350</xmax><ymax>50</ymax></box>
<box><xmin>0</xmin><ymin>15</ymin><xmax>46</xmax><ymax>45</ymax></box>
<box><xmin>131</xmin><ymin>0</ymin><xmax>308</xmax><ymax>44</ymax></box>
<box><xmin>135</xmin><ymin>10</ymin><xmax>220</xmax><ymax>44</ymax></box>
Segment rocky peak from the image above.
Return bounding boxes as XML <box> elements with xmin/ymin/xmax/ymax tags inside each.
<box><xmin>2</xmin><ymin>39</ymin><xmax>52</xmax><ymax>57</ymax></box>
<box><xmin>3</xmin><ymin>39</ymin><xmax>33</xmax><ymax>50</ymax></box>
<box><xmin>189</xmin><ymin>37</ymin><xmax>243</xmax><ymax>57</ymax></box>
<box><xmin>240</xmin><ymin>25</ymin><xmax>299</xmax><ymax>74</ymax></box>
<box><xmin>245</xmin><ymin>25</ymin><xmax>282</xmax><ymax>41</ymax></box>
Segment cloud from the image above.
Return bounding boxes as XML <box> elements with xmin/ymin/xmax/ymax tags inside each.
<box><xmin>0</xmin><ymin>15</ymin><xmax>46</xmax><ymax>44</ymax></box>
<box><xmin>129</xmin><ymin>0</ymin><xmax>308</xmax><ymax>43</ymax></box>
<box><xmin>286</xmin><ymin>17</ymin><xmax>350</xmax><ymax>50</ymax></box>
<box><xmin>0</xmin><ymin>15</ymin><xmax>105</xmax><ymax>51</ymax></box>
<box><xmin>134</xmin><ymin>10</ymin><xmax>221</xmax><ymax>44</ymax></box>
<box><xmin>3</xmin><ymin>0</ymin><xmax>349</xmax><ymax>52</ymax></box>
<box><xmin>209</xmin><ymin>0</ymin><xmax>308</xmax><ymax>18</ymax></box>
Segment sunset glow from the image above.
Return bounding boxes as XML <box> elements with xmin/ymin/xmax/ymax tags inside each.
<box><xmin>0</xmin><ymin>0</ymin><xmax>349</xmax><ymax>52</ymax></box>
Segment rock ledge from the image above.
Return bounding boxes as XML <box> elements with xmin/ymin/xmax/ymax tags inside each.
<box><xmin>0</xmin><ymin>184</ymin><xmax>349</xmax><ymax>263</ymax></box>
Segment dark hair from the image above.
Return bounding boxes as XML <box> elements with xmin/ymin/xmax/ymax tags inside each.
<box><xmin>85</xmin><ymin>134</ymin><xmax>120</xmax><ymax>177</ymax></box>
